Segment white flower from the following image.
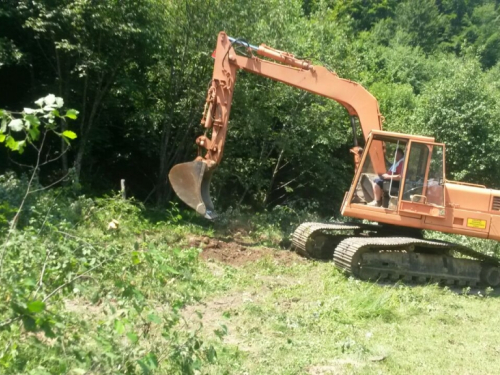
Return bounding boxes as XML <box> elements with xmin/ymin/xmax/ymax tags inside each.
<box><xmin>8</xmin><ymin>119</ymin><xmax>24</xmax><ymax>132</ymax></box>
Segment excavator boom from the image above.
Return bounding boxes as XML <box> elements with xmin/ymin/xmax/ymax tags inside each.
<box><xmin>169</xmin><ymin>32</ymin><xmax>383</xmax><ymax>218</ymax></box>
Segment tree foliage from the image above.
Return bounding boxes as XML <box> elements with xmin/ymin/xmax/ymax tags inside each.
<box><xmin>1</xmin><ymin>0</ymin><xmax>500</xmax><ymax>215</ymax></box>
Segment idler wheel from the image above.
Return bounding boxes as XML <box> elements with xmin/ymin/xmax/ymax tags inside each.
<box><xmin>480</xmin><ymin>266</ymin><xmax>500</xmax><ymax>287</ymax></box>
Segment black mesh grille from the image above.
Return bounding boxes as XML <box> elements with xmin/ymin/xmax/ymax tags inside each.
<box><xmin>492</xmin><ymin>197</ymin><xmax>500</xmax><ymax>211</ymax></box>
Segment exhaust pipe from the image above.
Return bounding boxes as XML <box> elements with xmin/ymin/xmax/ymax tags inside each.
<box><xmin>168</xmin><ymin>160</ymin><xmax>217</xmax><ymax>220</ymax></box>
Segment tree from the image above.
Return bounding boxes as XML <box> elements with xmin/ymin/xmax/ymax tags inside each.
<box><xmin>394</xmin><ymin>0</ymin><xmax>446</xmax><ymax>53</ymax></box>
<box><xmin>412</xmin><ymin>57</ymin><xmax>500</xmax><ymax>185</ymax></box>
<box><xmin>2</xmin><ymin>0</ymin><xmax>500</xmax><ymax>217</ymax></box>
<box><xmin>11</xmin><ymin>0</ymin><xmax>162</xmax><ymax>181</ymax></box>
<box><xmin>329</xmin><ymin>0</ymin><xmax>398</xmax><ymax>31</ymax></box>
<box><xmin>0</xmin><ymin>94</ymin><xmax>77</xmax><ymax>233</ymax></box>
<box><xmin>459</xmin><ymin>2</ymin><xmax>500</xmax><ymax>68</ymax></box>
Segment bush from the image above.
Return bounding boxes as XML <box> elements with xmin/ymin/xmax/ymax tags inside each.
<box><xmin>0</xmin><ymin>174</ymin><xmax>219</xmax><ymax>374</ymax></box>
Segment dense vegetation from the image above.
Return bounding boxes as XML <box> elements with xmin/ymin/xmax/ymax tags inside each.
<box><xmin>2</xmin><ymin>1</ymin><xmax>500</xmax><ymax>373</ymax></box>
<box><xmin>1</xmin><ymin>0</ymin><xmax>499</xmax><ymax>214</ymax></box>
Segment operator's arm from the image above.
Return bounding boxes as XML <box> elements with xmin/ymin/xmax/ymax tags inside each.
<box><xmin>382</xmin><ymin>173</ymin><xmax>401</xmax><ymax>181</ymax></box>
<box><xmin>382</xmin><ymin>159</ymin><xmax>404</xmax><ymax>180</ymax></box>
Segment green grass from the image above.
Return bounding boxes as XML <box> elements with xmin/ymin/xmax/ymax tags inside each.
<box><xmin>2</xmin><ymin>189</ymin><xmax>500</xmax><ymax>374</ymax></box>
<box><xmin>187</xmin><ymin>255</ymin><xmax>500</xmax><ymax>375</ymax></box>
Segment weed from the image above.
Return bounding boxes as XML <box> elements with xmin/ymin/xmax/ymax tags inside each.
<box><xmin>2</xmin><ymin>173</ymin><xmax>500</xmax><ymax>374</ymax></box>
<box><xmin>195</xmin><ymin>241</ymin><xmax>500</xmax><ymax>375</ymax></box>
<box><xmin>0</xmin><ymin>175</ymin><xmax>220</xmax><ymax>374</ymax></box>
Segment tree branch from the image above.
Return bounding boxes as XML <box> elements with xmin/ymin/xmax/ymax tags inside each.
<box><xmin>0</xmin><ymin>130</ymin><xmax>48</xmax><ymax>274</ymax></box>
<box><xmin>39</xmin><ymin>146</ymin><xmax>71</xmax><ymax>166</ymax></box>
<box><xmin>8</xmin><ymin>155</ymin><xmax>32</xmax><ymax>169</ymax></box>
<box><xmin>34</xmin><ymin>249</ymin><xmax>50</xmax><ymax>297</ymax></box>
<box><xmin>42</xmin><ymin>251</ymin><xmax>119</xmax><ymax>303</ymax></box>
<box><xmin>28</xmin><ymin>172</ymin><xmax>70</xmax><ymax>194</ymax></box>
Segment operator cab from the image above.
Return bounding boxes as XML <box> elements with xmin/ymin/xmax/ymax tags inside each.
<box><xmin>348</xmin><ymin>131</ymin><xmax>446</xmax><ymax>218</ymax></box>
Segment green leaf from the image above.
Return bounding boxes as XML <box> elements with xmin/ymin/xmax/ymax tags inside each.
<box><xmin>161</xmin><ymin>265</ymin><xmax>180</xmax><ymax>275</ymax></box>
<box><xmin>40</xmin><ymin>319</ymin><xmax>56</xmax><ymax>338</ymax></box>
<box><xmin>114</xmin><ymin>319</ymin><xmax>125</xmax><ymax>334</ymax></box>
<box><xmin>23</xmin><ymin>278</ymin><xmax>37</xmax><ymax>286</ymax></box>
<box><xmin>127</xmin><ymin>332</ymin><xmax>139</xmax><ymax>344</ymax></box>
<box><xmin>0</xmin><ymin>118</ymin><xmax>6</xmax><ymax>133</ymax></box>
<box><xmin>62</xmin><ymin>130</ymin><xmax>77</xmax><ymax>139</ymax></box>
<box><xmin>70</xmin><ymin>369</ymin><xmax>87</xmax><ymax>375</ymax></box>
<box><xmin>8</xmin><ymin>119</ymin><xmax>23</xmax><ymax>132</ymax></box>
<box><xmin>205</xmin><ymin>345</ymin><xmax>217</xmax><ymax>363</ymax></box>
<box><xmin>27</xmin><ymin>300</ymin><xmax>45</xmax><ymax>313</ymax></box>
<box><xmin>214</xmin><ymin>324</ymin><xmax>228</xmax><ymax>339</ymax></box>
<box><xmin>0</xmin><ymin>133</ymin><xmax>5</xmax><ymax>143</ymax></box>
<box><xmin>65</xmin><ymin>109</ymin><xmax>79</xmax><ymax>120</ymax></box>
<box><xmin>24</xmin><ymin>114</ymin><xmax>40</xmax><ymax>127</ymax></box>
<box><xmin>132</xmin><ymin>251</ymin><xmax>141</xmax><ymax>265</ymax></box>
<box><xmin>147</xmin><ymin>313</ymin><xmax>162</xmax><ymax>324</ymax></box>
<box><xmin>137</xmin><ymin>352</ymin><xmax>159</xmax><ymax>374</ymax></box>
<box><xmin>5</xmin><ymin>136</ymin><xmax>18</xmax><ymax>151</ymax></box>
<box><xmin>147</xmin><ymin>353</ymin><xmax>158</xmax><ymax>368</ymax></box>
<box><xmin>22</xmin><ymin>315</ymin><xmax>36</xmax><ymax>331</ymax></box>
<box><xmin>28</xmin><ymin>127</ymin><xmax>41</xmax><ymax>141</ymax></box>
<box><xmin>17</xmin><ymin>140</ymin><xmax>26</xmax><ymax>154</ymax></box>
<box><xmin>192</xmin><ymin>358</ymin><xmax>202</xmax><ymax>370</ymax></box>
<box><xmin>137</xmin><ymin>360</ymin><xmax>152</xmax><ymax>375</ymax></box>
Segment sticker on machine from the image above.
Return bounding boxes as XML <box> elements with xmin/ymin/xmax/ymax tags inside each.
<box><xmin>466</xmin><ymin>218</ymin><xmax>487</xmax><ymax>229</ymax></box>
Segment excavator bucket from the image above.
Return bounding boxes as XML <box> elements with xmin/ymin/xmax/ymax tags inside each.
<box><xmin>168</xmin><ymin>161</ymin><xmax>217</xmax><ymax>220</ymax></box>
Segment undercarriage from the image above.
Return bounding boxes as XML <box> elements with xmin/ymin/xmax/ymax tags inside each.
<box><xmin>292</xmin><ymin>222</ymin><xmax>500</xmax><ymax>287</ymax></box>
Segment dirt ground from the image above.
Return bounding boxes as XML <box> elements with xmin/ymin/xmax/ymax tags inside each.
<box><xmin>187</xmin><ymin>235</ymin><xmax>304</xmax><ymax>266</ymax></box>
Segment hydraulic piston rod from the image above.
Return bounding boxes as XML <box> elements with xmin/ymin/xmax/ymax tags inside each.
<box><xmin>228</xmin><ymin>35</ymin><xmax>312</xmax><ymax>70</ymax></box>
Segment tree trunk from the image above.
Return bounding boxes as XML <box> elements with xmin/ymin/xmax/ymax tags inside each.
<box><xmin>264</xmin><ymin>149</ymin><xmax>284</xmax><ymax>206</ymax></box>
<box><xmin>73</xmin><ymin>68</ymin><xmax>117</xmax><ymax>181</ymax></box>
<box><xmin>54</xmin><ymin>42</ymin><xmax>69</xmax><ymax>174</ymax></box>
<box><xmin>156</xmin><ymin>121</ymin><xmax>173</xmax><ymax>206</ymax></box>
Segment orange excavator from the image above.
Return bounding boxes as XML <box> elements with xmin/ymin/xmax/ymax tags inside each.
<box><xmin>169</xmin><ymin>32</ymin><xmax>500</xmax><ymax>287</ymax></box>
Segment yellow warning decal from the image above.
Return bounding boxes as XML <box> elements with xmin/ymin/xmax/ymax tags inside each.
<box><xmin>467</xmin><ymin>218</ymin><xmax>487</xmax><ymax>229</ymax></box>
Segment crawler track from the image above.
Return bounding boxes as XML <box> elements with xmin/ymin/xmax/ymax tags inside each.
<box><xmin>291</xmin><ymin>222</ymin><xmax>379</xmax><ymax>259</ymax></box>
<box><xmin>335</xmin><ymin>237</ymin><xmax>478</xmax><ymax>286</ymax></box>
<box><xmin>291</xmin><ymin>222</ymin><xmax>500</xmax><ymax>287</ymax></box>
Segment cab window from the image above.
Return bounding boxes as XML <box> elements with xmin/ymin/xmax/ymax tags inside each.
<box><xmin>351</xmin><ymin>137</ymin><xmax>407</xmax><ymax>207</ymax></box>
<box><xmin>402</xmin><ymin>143</ymin><xmax>444</xmax><ymax>207</ymax></box>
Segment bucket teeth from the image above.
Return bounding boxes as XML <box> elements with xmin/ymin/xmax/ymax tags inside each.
<box><xmin>168</xmin><ymin>161</ymin><xmax>217</xmax><ymax>220</ymax></box>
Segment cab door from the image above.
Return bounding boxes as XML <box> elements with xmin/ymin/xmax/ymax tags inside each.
<box><xmin>398</xmin><ymin>141</ymin><xmax>446</xmax><ymax>218</ymax></box>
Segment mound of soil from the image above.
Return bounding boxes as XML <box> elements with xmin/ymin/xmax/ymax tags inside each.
<box><xmin>187</xmin><ymin>236</ymin><xmax>304</xmax><ymax>266</ymax></box>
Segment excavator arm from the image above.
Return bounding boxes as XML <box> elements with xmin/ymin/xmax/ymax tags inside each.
<box><xmin>169</xmin><ymin>32</ymin><xmax>385</xmax><ymax>219</ymax></box>
<box><xmin>167</xmin><ymin>32</ymin><xmax>500</xmax><ymax>287</ymax></box>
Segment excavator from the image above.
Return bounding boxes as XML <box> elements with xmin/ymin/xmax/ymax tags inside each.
<box><xmin>169</xmin><ymin>32</ymin><xmax>500</xmax><ymax>287</ymax></box>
